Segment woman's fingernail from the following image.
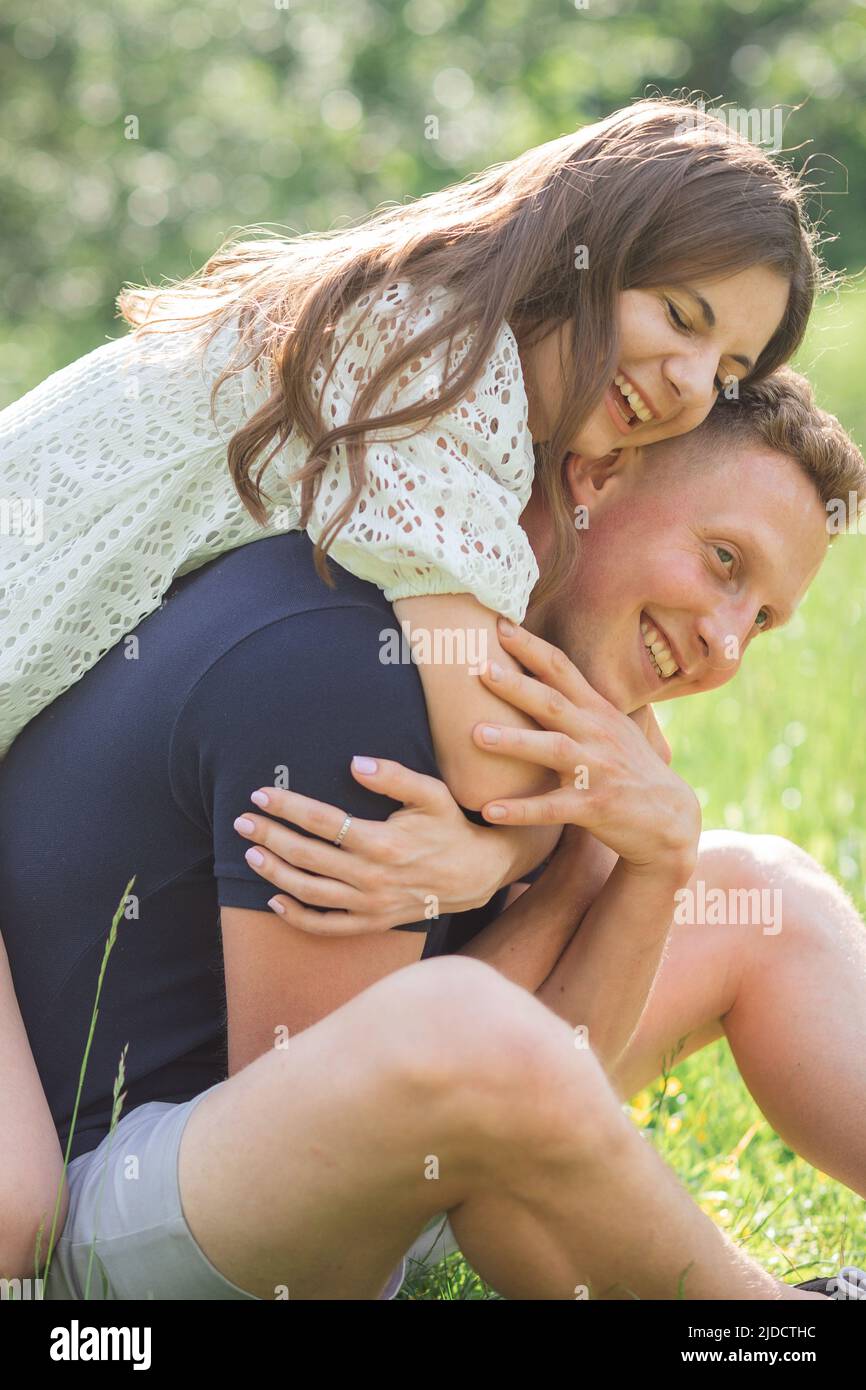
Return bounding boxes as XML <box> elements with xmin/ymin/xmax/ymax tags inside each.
<box><xmin>268</xmin><ymin>897</ymin><xmax>285</xmax><ymax>916</ymax></box>
<box><xmin>487</xmin><ymin>661</ymin><xmax>504</xmax><ymax>681</ymax></box>
<box><xmin>498</xmin><ymin>617</ymin><xmax>515</xmax><ymax>636</ymax></box>
<box><xmin>352</xmin><ymin>756</ymin><xmax>378</xmax><ymax>774</ymax></box>
<box><xmin>234</xmin><ymin>816</ymin><xmax>256</xmax><ymax>833</ymax></box>
<box><xmin>485</xmin><ymin>805</ymin><xmax>507</xmax><ymax>820</ymax></box>
<box><xmin>479</xmin><ymin>725</ymin><xmax>501</xmax><ymax>744</ymax></box>
<box><xmin>245</xmin><ymin>847</ymin><xmax>264</xmax><ymax>866</ymax></box>
<box><xmin>250</xmin><ymin>790</ymin><xmax>270</xmax><ymax>808</ymax></box>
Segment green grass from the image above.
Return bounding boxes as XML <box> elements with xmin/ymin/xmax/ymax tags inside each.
<box><xmin>400</xmin><ymin>285</ymin><xmax>866</xmax><ymax>1298</ymax></box>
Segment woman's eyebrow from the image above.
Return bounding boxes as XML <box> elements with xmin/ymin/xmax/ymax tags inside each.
<box><xmin>683</xmin><ymin>286</ymin><xmax>754</xmax><ymax>372</ymax></box>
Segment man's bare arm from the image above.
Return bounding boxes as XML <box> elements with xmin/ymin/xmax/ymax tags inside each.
<box><xmin>220</xmin><ymin>906</ymin><xmax>425</xmax><ymax>1074</ymax></box>
<box><xmin>534</xmin><ymin>856</ymin><xmax>688</xmax><ymax>1069</ymax></box>
<box><xmin>456</xmin><ymin>830</ymin><xmax>615</xmax><ymax>994</ymax></box>
<box><xmin>457</xmin><ymin>831</ymin><xmax>692</xmax><ymax>1072</ymax></box>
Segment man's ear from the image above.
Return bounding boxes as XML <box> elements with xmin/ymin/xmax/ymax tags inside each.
<box><xmin>564</xmin><ymin>446</ymin><xmax>640</xmax><ymax>519</ymax></box>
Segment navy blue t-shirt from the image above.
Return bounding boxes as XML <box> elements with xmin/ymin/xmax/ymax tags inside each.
<box><xmin>0</xmin><ymin>532</ymin><xmax>505</xmax><ymax>1161</ymax></box>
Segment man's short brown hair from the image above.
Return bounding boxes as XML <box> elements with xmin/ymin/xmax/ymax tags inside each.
<box><xmin>657</xmin><ymin>366</ymin><xmax>866</xmax><ymax>538</ymax></box>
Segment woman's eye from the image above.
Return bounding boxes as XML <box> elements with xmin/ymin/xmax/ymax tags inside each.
<box><xmin>755</xmin><ymin>608</ymin><xmax>770</xmax><ymax>630</ymax></box>
<box><xmin>715</xmin><ymin>545</ymin><xmax>736</xmax><ymax>570</ymax></box>
<box><xmin>666</xmin><ymin>298</ymin><xmax>689</xmax><ymax>332</ymax></box>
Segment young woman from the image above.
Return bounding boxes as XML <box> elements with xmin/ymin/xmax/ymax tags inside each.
<box><xmin>0</xmin><ymin>94</ymin><xmax>826</xmax><ymax>1281</ymax></box>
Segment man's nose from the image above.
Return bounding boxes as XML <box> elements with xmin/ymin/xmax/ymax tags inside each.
<box><xmin>696</xmin><ymin>608</ymin><xmax>752</xmax><ymax>676</ymax></box>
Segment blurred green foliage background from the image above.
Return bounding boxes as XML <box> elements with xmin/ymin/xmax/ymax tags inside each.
<box><xmin>2</xmin><ymin>0</ymin><xmax>866</xmax><ymax>401</ymax></box>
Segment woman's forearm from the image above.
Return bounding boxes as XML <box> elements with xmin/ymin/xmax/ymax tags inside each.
<box><xmin>392</xmin><ymin>595</ymin><xmax>558</xmax><ymax>812</ymax></box>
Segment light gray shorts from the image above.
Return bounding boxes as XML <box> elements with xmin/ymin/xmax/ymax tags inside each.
<box><xmin>43</xmin><ymin>1083</ymin><xmax>407</xmax><ymax>1301</ymax></box>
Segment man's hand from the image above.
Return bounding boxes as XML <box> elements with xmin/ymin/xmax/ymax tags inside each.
<box><xmin>472</xmin><ymin>620</ymin><xmax>700</xmax><ymax>875</ymax></box>
<box><xmin>630</xmin><ymin>704</ymin><xmax>672</xmax><ymax>765</ymax></box>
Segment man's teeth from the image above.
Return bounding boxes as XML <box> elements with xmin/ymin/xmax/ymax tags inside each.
<box><xmin>614</xmin><ymin>373</ymin><xmax>653</xmax><ymax>423</ymax></box>
<box><xmin>640</xmin><ymin>620</ymin><xmax>679</xmax><ymax>678</ymax></box>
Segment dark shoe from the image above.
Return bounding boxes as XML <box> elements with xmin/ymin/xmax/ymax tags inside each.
<box><xmin>795</xmin><ymin>1265</ymin><xmax>866</xmax><ymax>1299</ymax></box>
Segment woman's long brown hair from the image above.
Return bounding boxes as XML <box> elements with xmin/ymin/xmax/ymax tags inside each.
<box><xmin>117</xmin><ymin>95</ymin><xmax>831</xmax><ymax>612</ymax></box>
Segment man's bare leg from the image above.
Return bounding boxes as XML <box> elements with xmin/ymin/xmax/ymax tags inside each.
<box><xmin>178</xmin><ymin>954</ymin><xmax>822</xmax><ymax>1299</ymax></box>
<box><xmin>609</xmin><ymin>831</ymin><xmax>866</xmax><ymax>1201</ymax></box>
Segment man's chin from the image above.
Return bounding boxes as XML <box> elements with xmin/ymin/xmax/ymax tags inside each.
<box><xmin>599</xmin><ymin>664</ymin><xmax>665</xmax><ymax>715</ymax></box>
<box><xmin>580</xmin><ymin>663</ymin><xmax>637</xmax><ymax>714</ymax></box>
<box><xmin>549</xmin><ymin>639</ymin><xmax>640</xmax><ymax>712</ymax></box>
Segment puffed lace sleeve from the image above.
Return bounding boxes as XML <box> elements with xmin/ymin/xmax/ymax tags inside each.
<box><xmin>286</xmin><ymin>280</ymin><xmax>539</xmax><ymax>623</ymax></box>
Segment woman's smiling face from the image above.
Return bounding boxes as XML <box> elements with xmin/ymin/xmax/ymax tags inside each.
<box><xmin>522</xmin><ymin>264</ymin><xmax>793</xmax><ymax>459</ymax></box>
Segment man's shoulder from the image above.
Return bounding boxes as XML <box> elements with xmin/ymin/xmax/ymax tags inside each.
<box><xmin>166</xmin><ymin>534</ymin><xmax>441</xmax><ymax>907</ymax></box>
<box><xmin>150</xmin><ymin>530</ymin><xmax>400</xmax><ymax>702</ymax></box>
<box><xmin>166</xmin><ymin>531</ymin><xmax>429</xmax><ymax>763</ymax></box>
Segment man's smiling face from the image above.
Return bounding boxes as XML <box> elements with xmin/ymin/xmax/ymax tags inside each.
<box><xmin>530</xmin><ymin>441</ymin><xmax>830</xmax><ymax>715</ymax></box>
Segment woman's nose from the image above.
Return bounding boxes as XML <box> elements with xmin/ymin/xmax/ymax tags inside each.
<box><xmin>665</xmin><ymin>347</ymin><xmax>720</xmax><ymax>409</ymax></box>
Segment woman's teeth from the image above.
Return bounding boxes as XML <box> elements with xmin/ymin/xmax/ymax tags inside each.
<box><xmin>641</xmin><ymin>620</ymin><xmax>679</xmax><ymax>679</ymax></box>
<box><xmin>614</xmin><ymin>373</ymin><xmax>653</xmax><ymax>424</ymax></box>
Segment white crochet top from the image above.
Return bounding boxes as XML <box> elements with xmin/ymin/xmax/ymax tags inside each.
<box><xmin>0</xmin><ymin>278</ymin><xmax>538</xmax><ymax>759</ymax></box>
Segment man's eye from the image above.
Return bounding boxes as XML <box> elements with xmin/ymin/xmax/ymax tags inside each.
<box><xmin>715</xmin><ymin>546</ymin><xmax>736</xmax><ymax>570</ymax></box>
<box><xmin>755</xmin><ymin>608</ymin><xmax>770</xmax><ymax>630</ymax></box>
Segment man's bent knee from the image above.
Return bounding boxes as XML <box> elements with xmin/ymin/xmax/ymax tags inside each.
<box><xmin>367</xmin><ymin>955</ymin><xmax>624</xmax><ymax>1165</ymax></box>
<box><xmin>696</xmin><ymin>829</ymin><xmax>853</xmax><ymax>948</ymax></box>
<box><xmin>370</xmin><ymin>954</ymin><xmax>576</xmax><ymax>1088</ymax></box>
<box><xmin>699</xmin><ymin>829</ymin><xmax>821</xmax><ymax>883</ymax></box>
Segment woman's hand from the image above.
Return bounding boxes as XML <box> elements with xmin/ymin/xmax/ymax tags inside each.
<box><xmin>473</xmin><ymin>619</ymin><xmax>700</xmax><ymax>875</ymax></box>
<box><xmin>232</xmin><ymin>757</ymin><xmax>513</xmax><ymax>936</ymax></box>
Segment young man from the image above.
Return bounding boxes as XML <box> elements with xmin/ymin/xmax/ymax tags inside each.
<box><xmin>224</xmin><ymin>365</ymin><xmax>866</xmax><ymax>1299</ymax></box>
<box><xmin>0</xmin><ymin>368</ymin><xmax>863</xmax><ymax>1299</ymax></box>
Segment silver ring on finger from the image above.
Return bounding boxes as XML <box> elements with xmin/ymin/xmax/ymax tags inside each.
<box><xmin>333</xmin><ymin>813</ymin><xmax>353</xmax><ymax>848</ymax></box>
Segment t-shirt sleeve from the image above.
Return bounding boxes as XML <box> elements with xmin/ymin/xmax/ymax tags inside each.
<box><xmin>168</xmin><ymin>602</ymin><xmax>447</xmax><ymax>929</ymax></box>
<box><xmin>291</xmin><ymin>281</ymin><xmax>541</xmax><ymax>623</ymax></box>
